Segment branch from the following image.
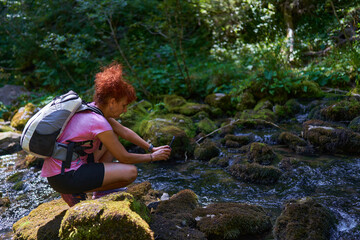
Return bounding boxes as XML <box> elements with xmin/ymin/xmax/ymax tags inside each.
<box><xmin>303</xmin><ymin>35</ymin><xmax>359</xmax><ymax>56</ymax></box>
<box><xmin>196</xmin><ymin>118</ymin><xmax>283</xmax><ymax>144</ymax></box>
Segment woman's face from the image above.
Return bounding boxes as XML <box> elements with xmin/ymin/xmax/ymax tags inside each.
<box><xmin>110</xmin><ymin>97</ymin><xmax>128</xmax><ymax>118</ymax></box>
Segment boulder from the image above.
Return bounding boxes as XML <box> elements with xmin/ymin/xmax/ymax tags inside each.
<box><xmin>204</xmin><ymin>93</ymin><xmax>232</xmax><ymax>112</ymax></box>
<box><xmin>236</xmin><ymin>91</ymin><xmax>256</xmax><ymax>111</ymax></box>
<box><xmin>194</xmin><ymin>140</ymin><xmax>220</xmax><ymax>160</ymax></box>
<box><xmin>13</xmin><ymin>199</ymin><xmax>69</xmax><ymax>240</ymax></box>
<box><xmin>0</xmin><ymin>84</ymin><xmax>30</xmax><ymax>106</ymax></box>
<box><xmin>278</xmin><ymin>132</ymin><xmax>313</xmax><ymax>155</ymax></box>
<box><xmin>273</xmin><ymin>197</ymin><xmax>335</xmax><ymax>240</ymax></box>
<box><xmin>126</xmin><ymin>181</ymin><xmax>162</xmax><ymax>206</ymax></box>
<box><xmin>223</xmin><ymin>134</ymin><xmax>252</xmax><ymax>148</ymax></box>
<box><xmin>348</xmin><ymin>116</ymin><xmax>360</xmax><ymax>133</ymax></box>
<box><xmin>0</xmin><ymin>132</ymin><xmax>21</xmax><ymax>155</ymax></box>
<box><xmin>236</xmin><ymin>109</ymin><xmax>277</xmax><ymax>123</ymax></box>
<box><xmin>164</xmin><ymin>95</ymin><xmax>187</xmax><ymax>112</ymax></box>
<box><xmin>291</xmin><ymin>80</ymin><xmax>323</xmax><ymax>99</ymax></box>
<box><xmin>228</xmin><ymin>163</ymin><xmax>282</xmax><ymax>184</ymax></box>
<box><xmin>193</xmin><ymin>202</ymin><xmax>272</xmax><ymax>240</ymax></box>
<box><xmin>59</xmin><ymin>192</ymin><xmax>153</xmax><ymax>240</ymax></box>
<box><xmin>11</xmin><ymin>103</ymin><xmax>38</xmax><ymax>131</ymax></box>
<box><xmin>320</xmin><ymin>99</ymin><xmax>360</xmax><ymax>122</ymax></box>
<box><xmin>196</xmin><ymin>117</ymin><xmax>217</xmax><ymax>134</ymax></box>
<box><xmin>247</xmin><ymin>142</ymin><xmax>278</xmax><ymax>165</ymax></box>
<box><xmin>254</xmin><ymin>99</ymin><xmax>273</xmax><ymax>111</ymax></box>
<box><xmin>303</xmin><ymin>119</ymin><xmax>360</xmax><ymax>154</ymax></box>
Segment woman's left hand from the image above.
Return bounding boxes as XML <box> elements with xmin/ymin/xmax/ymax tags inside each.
<box><xmin>152</xmin><ymin>145</ymin><xmax>171</xmax><ymax>152</ymax></box>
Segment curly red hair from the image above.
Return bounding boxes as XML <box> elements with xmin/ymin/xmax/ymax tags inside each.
<box><xmin>93</xmin><ymin>62</ymin><xmax>136</xmax><ymax>106</ymax></box>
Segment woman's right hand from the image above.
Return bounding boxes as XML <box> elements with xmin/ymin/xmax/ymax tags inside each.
<box><xmin>151</xmin><ymin>146</ymin><xmax>171</xmax><ymax>161</ymax></box>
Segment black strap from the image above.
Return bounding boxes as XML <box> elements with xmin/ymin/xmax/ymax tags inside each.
<box><xmin>61</xmin><ymin>142</ymin><xmax>75</xmax><ymax>175</ymax></box>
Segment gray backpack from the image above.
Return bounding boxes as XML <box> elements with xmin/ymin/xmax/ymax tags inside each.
<box><xmin>20</xmin><ymin>90</ymin><xmax>103</xmax><ymax>174</ymax></box>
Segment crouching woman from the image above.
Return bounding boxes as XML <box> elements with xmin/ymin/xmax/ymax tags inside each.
<box><xmin>41</xmin><ymin>62</ymin><xmax>171</xmax><ymax>206</ymax></box>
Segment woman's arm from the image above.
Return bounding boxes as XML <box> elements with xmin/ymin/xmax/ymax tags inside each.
<box><xmin>96</xmin><ymin>130</ymin><xmax>171</xmax><ymax>164</ymax></box>
<box><xmin>107</xmin><ymin>118</ymin><xmax>151</xmax><ymax>151</ymax></box>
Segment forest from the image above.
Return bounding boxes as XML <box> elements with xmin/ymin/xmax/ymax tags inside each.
<box><xmin>1</xmin><ymin>0</ymin><xmax>359</xmax><ymax>107</ymax></box>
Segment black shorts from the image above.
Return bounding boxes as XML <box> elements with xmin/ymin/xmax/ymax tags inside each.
<box><xmin>47</xmin><ymin>163</ymin><xmax>105</xmax><ymax>194</ymax></box>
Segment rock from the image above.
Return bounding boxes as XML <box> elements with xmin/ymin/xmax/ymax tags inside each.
<box><xmin>291</xmin><ymin>80</ymin><xmax>323</xmax><ymax>99</ymax></box>
<box><xmin>196</xmin><ymin>117</ymin><xmax>217</xmax><ymax>134</ymax></box>
<box><xmin>273</xmin><ymin>197</ymin><xmax>335</xmax><ymax>240</ymax></box>
<box><xmin>16</xmin><ymin>154</ymin><xmax>44</xmax><ymax>170</ymax></box>
<box><xmin>274</xmin><ymin>99</ymin><xmax>303</xmax><ymax>121</ymax></box>
<box><xmin>247</xmin><ymin>142</ymin><xmax>278</xmax><ymax>165</ymax></box>
<box><xmin>127</xmin><ymin>181</ymin><xmax>162</xmax><ymax>206</ymax></box>
<box><xmin>0</xmin><ymin>84</ymin><xmax>30</xmax><ymax>106</ymax></box>
<box><xmin>236</xmin><ymin>109</ymin><xmax>277</xmax><ymax>122</ymax></box>
<box><xmin>348</xmin><ymin>116</ymin><xmax>360</xmax><ymax>132</ymax></box>
<box><xmin>228</xmin><ymin>163</ymin><xmax>282</xmax><ymax>184</ymax></box>
<box><xmin>164</xmin><ymin>95</ymin><xmax>187</xmax><ymax>112</ymax></box>
<box><xmin>204</xmin><ymin>93</ymin><xmax>232</xmax><ymax>112</ymax></box>
<box><xmin>13</xmin><ymin>199</ymin><xmax>69</xmax><ymax>240</ymax></box>
<box><xmin>59</xmin><ymin>192</ymin><xmax>154</xmax><ymax>240</ymax></box>
<box><xmin>223</xmin><ymin>134</ymin><xmax>252</xmax><ymax>148</ymax></box>
<box><xmin>0</xmin><ymin>132</ymin><xmax>21</xmax><ymax>155</ymax></box>
<box><xmin>11</xmin><ymin>103</ymin><xmax>38</xmax><ymax>131</ymax></box>
<box><xmin>193</xmin><ymin>202</ymin><xmax>272</xmax><ymax>240</ymax></box>
<box><xmin>303</xmin><ymin>119</ymin><xmax>360</xmax><ymax>154</ymax></box>
<box><xmin>208</xmin><ymin>157</ymin><xmax>229</xmax><ymax>167</ymax></box>
<box><xmin>194</xmin><ymin>140</ymin><xmax>220</xmax><ymax>160</ymax></box>
<box><xmin>236</xmin><ymin>91</ymin><xmax>256</xmax><ymax>111</ymax></box>
<box><xmin>278</xmin><ymin>132</ymin><xmax>311</xmax><ymax>154</ymax></box>
<box><xmin>320</xmin><ymin>99</ymin><xmax>360</xmax><ymax>122</ymax></box>
<box><xmin>254</xmin><ymin>99</ymin><xmax>273</xmax><ymax>111</ymax></box>
<box><xmin>0</xmin><ymin>121</ymin><xmax>15</xmax><ymax>132</ymax></box>
<box><xmin>178</xmin><ymin>103</ymin><xmax>211</xmax><ymax>116</ymax></box>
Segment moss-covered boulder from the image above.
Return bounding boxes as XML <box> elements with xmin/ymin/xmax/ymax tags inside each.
<box><xmin>254</xmin><ymin>99</ymin><xmax>273</xmax><ymax>111</ymax></box>
<box><xmin>236</xmin><ymin>109</ymin><xmax>277</xmax><ymax>122</ymax></box>
<box><xmin>223</xmin><ymin>134</ymin><xmax>252</xmax><ymax>148</ymax></box>
<box><xmin>10</xmin><ymin>103</ymin><xmax>38</xmax><ymax>131</ymax></box>
<box><xmin>127</xmin><ymin>181</ymin><xmax>162</xmax><ymax>206</ymax></box>
<box><xmin>291</xmin><ymin>80</ymin><xmax>324</xmax><ymax>99</ymax></box>
<box><xmin>120</xmin><ymin>100</ymin><xmax>152</xmax><ymax>130</ymax></box>
<box><xmin>59</xmin><ymin>192</ymin><xmax>153</xmax><ymax>240</ymax></box>
<box><xmin>273</xmin><ymin>197</ymin><xmax>335</xmax><ymax>240</ymax></box>
<box><xmin>194</xmin><ymin>140</ymin><xmax>220</xmax><ymax>160</ymax></box>
<box><xmin>205</xmin><ymin>93</ymin><xmax>232</xmax><ymax>112</ymax></box>
<box><xmin>303</xmin><ymin>119</ymin><xmax>360</xmax><ymax>154</ymax></box>
<box><xmin>228</xmin><ymin>163</ymin><xmax>282</xmax><ymax>184</ymax></box>
<box><xmin>164</xmin><ymin>95</ymin><xmax>187</xmax><ymax>112</ymax></box>
<box><xmin>139</xmin><ymin>115</ymin><xmax>195</xmax><ymax>159</ymax></box>
<box><xmin>348</xmin><ymin>116</ymin><xmax>360</xmax><ymax>133</ymax></box>
<box><xmin>320</xmin><ymin>99</ymin><xmax>360</xmax><ymax>122</ymax></box>
<box><xmin>274</xmin><ymin>99</ymin><xmax>303</xmax><ymax>121</ymax></box>
<box><xmin>178</xmin><ymin>103</ymin><xmax>211</xmax><ymax>116</ymax></box>
<box><xmin>151</xmin><ymin>189</ymin><xmax>205</xmax><ymax>239</ymax></box>
<box><xmin>278</xmin><ymin>132</ymin><xmax>309</xmax><ymax>154</ymax></box>
<box><xmin>13</xmin><ymin>199</ymin><xmax>69</xmax><ymax>240</ymax></box>
<box><xmin>236</xmin><ymin>91</ymin><xmax>256</xmax><ymax>111</ymax></box>
<box><xmin>193</xmin><ymin>202</ymin><xmax>272</xmax><ymax>240</ymax></box>
<box><xmin>247</xmin><ymin>142</ymin><xmax>278</xmax><ymax>165</ymax></box>
<box><xmin>196</xmin><ymin>117</ymin><xmax>217</xmax><ymax>134</ymax></box>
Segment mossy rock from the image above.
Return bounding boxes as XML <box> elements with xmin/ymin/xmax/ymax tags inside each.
<box><xmin>16</xmin><ymin>154</ymin><xmax>44</xmax><ymax>170</ymax></box>
<box><xmin>303</xmin><ymin>119</ymin><xmax>360</xmax><ymax>154</ymax></box>
<box><xmin>13</xmin><ymin>199</ymin><xmax>69</xmax><ymax>240</ymax></box>
<box><xmin>177</xmin><ymin>103</ymin><xmax>211</xmax><ymax>116</ymax></box>
<box><xmin>320</xmin><ymin>99</ymin><xmax>360</xmax><ymax>122</ymax></box>
<box><xmin>247</xmin><ymin>142</ymin><xmax>278</xmax><ymax>165</ymax></box>
<box><xmin>0</xmin><ymin>196</ymin><xmax>10</xmax><ymax>208</ymax></box>
<box><xmin>10</xmin><ymin>103</ymin><xmax>38</xmax><ymax>131</ymax></box>
<box><xmin>204</xmin><ymin>93</ymin><xmax>232</xmax><ymax>112</ymax></box>
<box><xmin>274</xmin><ymin>99</ymin><xmax>303</xmax><ymax>121</ymax></box>
<box><xmin>194</xmin><ymin>140</ymin><xmax>220</xmax><ymax>160</ymax></box>
<box><xmin>223</xmin><ymin>134</ymin><xmax>252</xmax><ymax>148</ymax></box>
<box><xmin>164</xmin><ymin>95</ymin><xmax>187</xmax><ymax>112</ymax></box>
<box><xmin>236</xmin><ymin>91</ymin><xmax>256</xmax><ymax>111</ymax></box>
<box><xmin>196</xmin><ymin>117</ymin><xmax>217</xmax><ymax>134</ymax></box>
<box><xmin>254</xmin><ymin>99</ymin><xmax>273</xmax><ymax>111</ymax></box>
<box><xmin>120</xmin><ymin>100</ymin><xmax>152</xmax><ymax>130</ymax></box>
<box><xmin>193</xmin><ymin>202</ymin><xmax>272</xmax><ymax>240</ymax></box>
<box><xmin>228</xmin><ymin>163</ymin><xmax>282</xmax><ymax>184</ymax></box>
<box><xmin>236</xmin><ymin>109</ymin><xmax>277</xmax><ymax>123</ymax></box>
<box><xmin>278</xmin><ymin>132</ymin><xmax>307</xmax><ymax>151</ymax></box>
<box><xmin>208</xmin><ymin>157</ymin><xmax>229</xmax><ymax>167</ymax></box>
<box><xmin>127</xmin><ymin>181</ymin><xmax>162</xmax><ymax>206</ymax></box>
<box><xmin>291</xmin><ymin>80</ymin><xmax>324</xmax><ymax>99</ymax></box>
<box><xmin>348</xmin><ymin>116</ymin><xmax>360</xmax><ymax>133</ymax></box>
<box><xmin>59</xmin><ymin>192</ymin><xmax>154</xmax><ymax>240</ymax></box>
<box><xmin>273</xmin><ymin>197</ymin><xmax>335</xmax><ymax>240</ymax></box>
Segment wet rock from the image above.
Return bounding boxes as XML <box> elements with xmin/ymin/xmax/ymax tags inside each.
<box><xmin>278</xmin><ymin>132</ymin><xmax>313</xmax><ymax>155</ymax></box>
<box><xmin>10</xmin><ymin>103</ymin><xmax>38</xmax><ymax>131</ymax></box>
<box><xmin>127</xmin><ymin>181</ymin><xmax>162</xmax><ymax>206</ymax></box>
<box><xmin>303</xmin><ymin>119</ymin><xmax>360</xmax><ymax>154</ymax></box>
<box><xmin>236</xmin><ymin>91</ymin><xmax>256</xmax><ymax>111</ymax></box>
<box><xmin>0</xmin><ymin>84</ymin><xmax>30</xmax><ymax>106</ymax></box>
<box><xmin>196</xmin><ymin>117</ymin><xmax>217</xmax><ymax>134</ymax></box>
<box><xmin>194</xmin><ymin>140</ymin><xmax>220</xmax><ymax>160</ymax></box>
<box><xmin>247</xmin><ymin>142</ymin><xmax>278</xmax><ymax>165</ymax></box>
<box><xmin>193</xmin><ymin>202</ymin><xmax>272</xmax><ymax>240</ymax></box>
<box><xmin>151</xmin><ymin>189</ymin><xmax>203</xmax><ymax>239</ymax></box>
<box><xmin>13</xmin><ymin>199</ymin><xmax>69</xmax><ymax>240</ymax></box>
<box><xmin>204</xmin><ymin>93</ymin><xmax>232</xmax><ymax>112</ymax></box>
<box><xmin>139</xmin><ymin>115</ymin><xmax>195</xmax><ymax>160</ymax></box>
<box><xmin>228</xmin><ymin>163</ymin><xmax>282</xmax><ymax>184</ymax></box>
<box><xmin>320</xmin><ymin>99</ymin><xmax>360</xmax><ymax>122</ymax></box>
<box><xmin>223</xmin><ymin>134</ymin><xmax>252</xmax><ymax>148</ymax></box>
<box><xmin>0</xmin><ymin>132</ymin><xmax>21</xmax><ymax>155</ymax></box>
<box><xmin>279</xmin><ymin>157</ymin><xmax>300</xmax><ymax>171</ymax></box>
<box><xmin>59</xmin><ymin>192</ymin><xmax>153</xmax><ymax>240</ymax></box>
<box><xmin>208</xmin><ymin>157</ymin><xmax>229</xmax><ymax>167</ymax></box>
<box><xmin>273</xmin><ymin>197</ymin><xmax>335</xmax><ymax>240</ymax></box>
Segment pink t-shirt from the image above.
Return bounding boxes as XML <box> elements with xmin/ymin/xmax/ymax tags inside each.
<box><xmin>41</xmin><ymin>107</ymin><xmax>112</xmax><ymax>177</ymax></box>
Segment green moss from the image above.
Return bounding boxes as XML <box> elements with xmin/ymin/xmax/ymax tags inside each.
<box><xmin>228</xmin><ymin>163</ymin><xmax>282</xmax><ymax>184</ymax></box>
<box><xmin>10</xmin><ymin>103</ymin><xmax>37</xmax><ymax>130</ymax></box>
<box><xmin>237</xmin><ymin>109</ymin><xmax>277</xmax><ymax>122</ymax></box>
<box><xmin>156</xmin><ymin>189</ymin><xmax>198</xmax><ymax>216</ymax></box>
<box><xmin>291</xmin><ymin>80</ymin><xmax>324</xmax><ymax>99</ymax></box>
<box><xmin>236</xmin><ymin>91</ymin><xmax>256</xmax><ymax>111</ymax></box>
<box><xmin>164</xmin><ymin>95</ymin><xmax>187</xmax><ymax>112</ymax></box>
<box><xmin>178</xmin><ymin>103</ymin><xmax>211</xmax><ymax>116</ymax></box>
<box><xmin>254</xmin><ymin>99</ymin><xmax>273</xmax><ymax>111</ymax></box>
<box><xmin>7</xmin><ymin>171</ymin><xmax>25</xmax><ymax>183</ymax></box>
<box><xmin>320</xmin><ymin>99</ymin><xmax>360</xmax><ymax>121</ymax></box>
<box><xmin>248</xmin><ymin>142</ymin><xmax>278</xmax><ymax>165</ymax></box>
<box><xmin>194</xmin><ymin>141</ymin><xmax>220</xmax><ymax>160</ymax></box>
<box><xmin>197</xmin><ymin>117</ymin><xmax>217</xmax><ymax>134</ymax></box>
<box><xmin>193</xmin><ymin>202</ymin><xmax>272</xmax><ymax>239</ymax></box>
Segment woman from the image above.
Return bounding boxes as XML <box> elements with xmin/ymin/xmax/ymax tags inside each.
<box><xmin>41</xmin><ymin>62</ymin><xmax>171</xmax><ymax>206</ymax></box>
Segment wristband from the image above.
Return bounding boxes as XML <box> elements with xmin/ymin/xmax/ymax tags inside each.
<box><xmin>148</xmin><ymin>143</ymin><xmax>154</xmax><ymax>152</ymax></box>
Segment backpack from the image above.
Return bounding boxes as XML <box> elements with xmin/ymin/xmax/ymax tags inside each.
<box><xmin>20</xmin><ymin>90</ymin><xmax>103</xmax><ymax>174</ymax></box>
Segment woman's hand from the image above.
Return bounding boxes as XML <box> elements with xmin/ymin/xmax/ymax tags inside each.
<box><xmin>152</xmin><ymin>145</ymin><xmax>171</xmax><ymax>152</ymax></box>
<box><xmin>151</xmin><ymin>146</ymin><xmax>171</xmax><ymax>161</ymax></box>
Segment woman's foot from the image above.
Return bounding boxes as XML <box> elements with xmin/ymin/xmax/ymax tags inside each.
<box><xmin>61</xmin><ymin>193</ymin><xmax>87</xmax><ymax>207</ymax></box>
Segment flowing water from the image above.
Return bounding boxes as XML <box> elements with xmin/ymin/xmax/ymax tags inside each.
<box><xmin>1</xmin><ymin>112</ymin><xmax>360</xmax><ymax>239</ymax></box>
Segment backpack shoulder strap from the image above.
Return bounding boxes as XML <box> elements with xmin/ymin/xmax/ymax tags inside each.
<box><xmin>77</xmin><ymin>102</ymin><xmax>104</xmax><ymax>116</ymax></box>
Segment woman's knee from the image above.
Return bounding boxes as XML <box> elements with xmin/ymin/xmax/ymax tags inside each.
<box><xmin>127</xmin><ymin>165</ymin><xmax>138</xmax><ymax>181</ymax></box>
